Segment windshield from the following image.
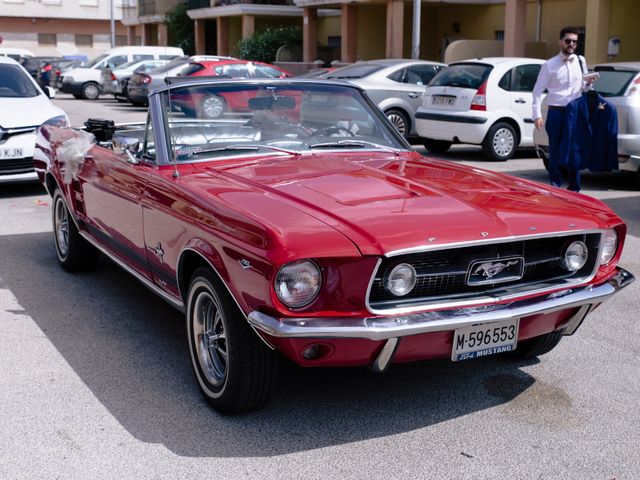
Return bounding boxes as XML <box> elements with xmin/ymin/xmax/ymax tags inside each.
<box><xmin>0</xmin><ymin>64</ymin><xmax>40</xmax><ymax>98</ymax></box>
<box><xmin>85</xmin><ymin>53</ymin><xmax>109</xmax><ymax>68</ymax></box>
<box><xmin>160</xmin><ymin>82</ymin><xmax>406</xmax><ymax>163</ymax></box>
<box><xmin>429</xmin><ymin>63</ymin><xmax>493</xmax><ymax>89</ymax></box>
<box><xmin>325</xmin><ymin>64</ymin><xmax>385</xmax><ymax>79</ymax></box>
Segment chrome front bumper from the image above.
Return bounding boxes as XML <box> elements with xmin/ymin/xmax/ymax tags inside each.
<box><xmin>248</xmin><ymin>268</ymin><xmax>634</xmax><ymax>341</ymax></box>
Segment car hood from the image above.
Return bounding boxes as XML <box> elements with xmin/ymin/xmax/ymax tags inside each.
<box><xmin>194</xmin><ymin>151</ymin><xmax>616</xmax><ymax>255</ymax></box>
<box><xmin>0</xmin><ymin>95</ymin><xmax>65</xmax><ymax>128</ymax></box>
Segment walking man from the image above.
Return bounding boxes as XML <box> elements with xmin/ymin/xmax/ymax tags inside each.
<box><xmin>532</xmin><ymin>26</ymin><xmax>592</xmax><ymax>192</ymax></box>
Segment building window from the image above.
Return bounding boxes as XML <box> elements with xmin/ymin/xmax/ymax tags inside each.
<box><xmin>75</xmin><ymin>34</ymin><xmax>93</xmax><ymax>47</ymax></box>
<box><xmin>495</xmin><ymin>30</ymin><xmax>505</xmax><ymax>41</ymax></box>
<box><xmin>327</xmin><ymin>36</ymin><xmax>341</xmax><ymax>48</ymax></box>
<box><xmin>38</xmin><ymin>33</ymin><xmax>57</xmax><ymax>45</ymax></box>
<box><xmin>115</xmin><ymin>35</ymin><xmax>128</xmax><ymax>46</ymax></box>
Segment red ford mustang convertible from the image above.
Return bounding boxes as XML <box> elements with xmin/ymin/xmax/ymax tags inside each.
<box><xmin>34</xmin><ymin>79</ymin><xmax>634</xmax><ymax>414</ymax></box>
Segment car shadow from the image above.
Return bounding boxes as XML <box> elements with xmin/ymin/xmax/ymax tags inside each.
<box><xmin>3</xmin><ymin>232</ymin><xmax>544</xmax><ymax>458</ymax></box>
<box><xmin>0</xmin><ymin>183</ymin><xmax>46</xmax><ymax>198</ymax></box>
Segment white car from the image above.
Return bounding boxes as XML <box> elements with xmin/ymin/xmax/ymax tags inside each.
<box><xmin>0</xmin><ymin>56</ymin><xmax>68</xmax><ymax>183</ymax></box>
<box><xmin>416</xmin><ymin>57</ymin><xmax>545</xmax><ymax>160</ymax></box>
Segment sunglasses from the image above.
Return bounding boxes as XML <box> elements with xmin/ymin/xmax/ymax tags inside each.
<box><xmin>563</xmin><ymin>38</ymin><xmax>578</xmax><ymax>45</ymax></box>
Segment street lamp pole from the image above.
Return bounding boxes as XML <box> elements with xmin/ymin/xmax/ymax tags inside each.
<box><xmin>412</xmin><ymin>0</ymin><xmax>421</xmax><ymax>59</ymax></box>
<box><xmin>110</xmin><ymin>0</ymin><xmax>115</xmax><ymax>48</ymax></box>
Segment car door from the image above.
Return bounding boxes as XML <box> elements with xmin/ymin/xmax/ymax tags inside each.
<box><xmin>506</xmin><ymin>63</ymin><xmax>541</xmax><ymax>144</ymax></box>
<box><xmin>392</xmin><ymin>65</ymin><xmax>441</xmax><ymax>113</ymax></box>
<box><xmin>76</xmin><ymin>124</ymin><xmax>152</xmax><ymax>280</ymax></box>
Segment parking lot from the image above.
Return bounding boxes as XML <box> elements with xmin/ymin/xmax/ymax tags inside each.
<box><xmin>1</xmin><ymin>93</ymin><xmax>639</xmax><ymax>478</ymax></box>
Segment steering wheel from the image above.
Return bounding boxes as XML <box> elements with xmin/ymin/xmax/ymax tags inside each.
<box><xmin>314</xmin><ymin>125</ymin><xmax>356</xmax><ymax>138</ymax></box>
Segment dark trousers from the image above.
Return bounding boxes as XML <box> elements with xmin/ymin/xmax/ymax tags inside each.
<box><xmin>546</xmin><ymin>108</ymin><xmax>580</xmax><ymax>191</ymax></box>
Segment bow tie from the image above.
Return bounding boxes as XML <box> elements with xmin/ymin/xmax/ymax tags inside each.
<box><xmin>562</xmin><ymin>55</ymin><xmax>575</xmax><ymax>63</ymax></box>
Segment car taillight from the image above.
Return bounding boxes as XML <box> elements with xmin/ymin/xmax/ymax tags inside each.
<box><xmin>625</xmin><ymin>75</ymin><xmax>640</xmax><ymax>96</ymax></box>
<box><xmin>111</xmin><ymin>72</ymin><xmax>117</xmax><ymax>81</ymax></box>
<box><xmin>54</xmin><ymin>69</ymin><xmax>61</xmax><ymax>75</ymax></box>
<box><xmin>141</xmin><ymin>74</ymin><xmax>151</xmax><ymax>84</ymax></box>
<box><xmin>470</xmin><ymin>80</ymin><xmax>487</xmax><ymax>111</ymax></box>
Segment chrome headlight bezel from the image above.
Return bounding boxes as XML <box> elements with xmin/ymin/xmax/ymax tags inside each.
<box><xmin>43</xmin><ymin>115</ymin><xmax>69</xmax><ymax>128</ymax></box>
<box><xmin>384</xmin><ymin>263</ymin><xmax>417</xmax><ymax>297</ymax></box>
<box><xmin>274</xmin><ymin>259</ymin><xmax>322</xmax><ymax>309</ymax></box>
<box><xmin>600</xmin><ymin>229</ymin><xmax>618</xmax><ymax>265</ymax></box>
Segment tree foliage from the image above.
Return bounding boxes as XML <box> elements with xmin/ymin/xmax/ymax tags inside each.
<box><xmin>237</xmin><ymin>26</ymin><xmax>302</xmax><ymax>63</ymax></box>
<box><xmin>165</xmin><ymin>3</ymin><xmax>195</xmax><ymax>56</ymax></box>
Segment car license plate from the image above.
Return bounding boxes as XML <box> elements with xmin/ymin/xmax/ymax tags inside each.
<box><xmin>452</xmin><ymin>318</ymin><xmax>519</xmax><ymax>361</ymax></box>
<box><xmin>432</xmin><ymin>95</ymin><xmax>455</xmax><ymax>106</ymax></box>
<box><xmin>0</xmin><ymin>147</ymin><xmax>25</xmax><ymax>159</ymax></box>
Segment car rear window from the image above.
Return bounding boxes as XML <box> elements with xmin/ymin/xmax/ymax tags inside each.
<box><xmin>180</xmin><ymin>63</ymin><xmax>206</xmax><ymax>76</ymax></box>
<box><xmin>429</xmin><ymin>63</ymin><xmax>493</xmax><ymax>89</ymax></box>
<box><xmin>592</xmin><ymin>68</ymin><xmax>639</xmax><ymax>97</ymax></box>
<box><xmin>326</xmin><ymin>64</ymin><xmax>385</xmax><ymax>79</ymax></box>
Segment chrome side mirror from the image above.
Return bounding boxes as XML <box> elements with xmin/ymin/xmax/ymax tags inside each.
<box><xmin>112</xmin><ymin>134</ymin><xmax>140</xmax><ymax>164</ymax></box>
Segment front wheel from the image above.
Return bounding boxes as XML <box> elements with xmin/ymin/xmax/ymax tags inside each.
<box><xmin>81</xmin><ymin>82</ymin><xmax>100</xmax><ymax>100</ymax></box>
<box><xmin>52</xmin><ymin>190</ymin><xmax>100</xmax><ymax>272</ymax></box>
<box><xmin>482</xmin><ymin>122</ymin><xmax>517</xmax><ymax>161</ymax></box>
<box><xmin>186</xmin><ymin>268</ymin><xmax>278</xmax><ymax>414</ymax></box>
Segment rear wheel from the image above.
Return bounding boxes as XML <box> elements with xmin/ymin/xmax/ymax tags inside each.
<box><xmin>423</xmin><ymin>138</ymin><xmax>452</xmax><ymax>154</ymax></box>
<box><xmin>482</xmin><ymin>122</ymin><xmax>517</xmax><ymax>161</ymax></box>
<box><xmin>506</xmin><ymin>331</ymin><xmax>562</xmax><ymax>360</ymax></box>
<box><xmin>81</xmin><ymin>82</ymin><xmax>100</xmax><ymax>100</ymax></box>
<box><xmin>385</xmin><ymin>109</ymin><xmax>409</xmax><ymax>137</ymax></box>
<box><xmin>199</xmin><ymin>94</ymin><xmax>226</xmax><ymax>119</ymax></box>
<box><xmin>186</xmin><ymin>268</ymin><xmax>278</xmax><ymax>414</ymax></box>
<box><xmin>52</xmin><ymin>190</ymin><xmax>100</xmax><ymax>272</ymax></box>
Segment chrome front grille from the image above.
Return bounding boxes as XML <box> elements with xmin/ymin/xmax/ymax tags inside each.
<box><xmin>368</xmin><ymin>232</ymin><xmax>602</xmax><ymax>311</ymax></box>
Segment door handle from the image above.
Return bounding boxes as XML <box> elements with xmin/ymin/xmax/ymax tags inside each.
<box><xmin>515</xmin><ymin>98</ymin><xmax>526</xmax><ymax>104</ymax></box>
<box><xmin>408</xmin><ymin>93</ymin><xmax>421</xmax><ymax>99</ymax></box>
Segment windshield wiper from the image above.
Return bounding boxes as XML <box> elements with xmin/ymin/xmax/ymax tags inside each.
<box><xmin>186</xmin><ymin>144</ymin><xmax>299</xmax><ymax>158</ymax></box>
<box><xmin>308</xmin><ymin>139</ymin><xmax>399</xmax><ymax>154</ymax></box>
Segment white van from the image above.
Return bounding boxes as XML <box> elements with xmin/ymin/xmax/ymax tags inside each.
<box><xmin>0</xmin><ymin>47</ymin><xmax>34</xmax><ymax>63</ymax></box>
<box><xmin>60</xmin><ymin>46</ymin><xmax>183</xmax><ymax>100</ymax></box>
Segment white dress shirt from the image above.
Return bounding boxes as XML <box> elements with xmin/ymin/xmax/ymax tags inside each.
<box><xmin>532</xmin><ymin>53</ymin><xmax>586</xmax><ymax>120</ymax></box>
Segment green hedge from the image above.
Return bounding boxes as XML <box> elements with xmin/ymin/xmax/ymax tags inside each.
<box><xmin>237</xmin><ymin>26</ymin><xmax>302</xmax><ymax>63</ymax></box>
<box><xmin>165</xmin><ymin>3</ymin><xmax>195</xmax><ymax>56</ymax></box>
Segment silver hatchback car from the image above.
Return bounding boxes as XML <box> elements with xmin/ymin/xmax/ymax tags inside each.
<box><xmin>534</xmin><ymin>61</ymin><xmax>640</xmax><ymax>185</ymax></box>
<box><xmin>323</xmin><ymin>59</ymin><xmax>445</xmax><ymax>139</ymax></box>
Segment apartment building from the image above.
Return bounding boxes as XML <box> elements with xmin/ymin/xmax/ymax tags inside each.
<box><xmin>0</xmin><ymin>0</ymin><xmax>135</xmax><ymax>57</ymax></box>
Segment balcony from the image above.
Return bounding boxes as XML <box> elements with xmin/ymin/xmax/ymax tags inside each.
<box><xmin>138</xmin><ymin>0</ymin><xmax>184</xmax><ymax>17</ymax></box>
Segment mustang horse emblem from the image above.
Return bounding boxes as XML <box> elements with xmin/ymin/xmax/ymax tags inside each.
<box><xmin>473</xmin><ymin>260</ymin><xmax>519</xmax><ymax>279</ymax></box>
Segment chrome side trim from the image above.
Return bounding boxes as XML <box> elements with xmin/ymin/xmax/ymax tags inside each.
<box><xmin>371</xmin><ymin>338</ymin><xmax>399</xmax><ymax>373</ymax></box>
<box><xmin>79</xmin><ymin>231</ymin><xmax>185</xmax><ymax>312</ymax></box>
<box><xmin>366</xmin><ymin>229</ymin><xmax>604</xmax><ymax>316</ymax></box>
<box><xmin>248</xmin><ymin>268</ymin><xmax>634</xmax><ymax>341</ymax></box>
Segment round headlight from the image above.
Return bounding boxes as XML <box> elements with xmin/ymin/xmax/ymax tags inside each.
<box><xmin>562</xmin><ymin>241</ymin><xmax>588</xmax><ymax>271</ymax></box>
<box><xmin>275</xmin><ymin>260</ymin><xmax>321</xmax><ymax>308</ymax></box>
<box><xmin>600</xmin><ymin>229</ymin><xmax>618</xmax><ymax>265</ymax></box>
<box><xmin>384</xmin><ymin>263</ymin><xmax>417</xmax><ymax>296</ymax></box>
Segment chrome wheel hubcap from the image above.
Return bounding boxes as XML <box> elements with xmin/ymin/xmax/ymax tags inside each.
<box><xmin>387</xmin><ymin>113</ymin><xmax>406</xmax><ymax>135</ymax></box>
<box><xmin>493</xmin><ymin>128</ymin><xmax>515</xmax><ymax>157</ymax></box>
<box><xmin>202</xmin><ymin>96</ymin><xmax>224</xmax><ymax>118</ymax></box>
<box><xmin>85</xmin><ymin>84</ymin><xmax>99</xmax><ymax>99</ymax></box>
<box><xmin>54</xmin><ymin>199</ymin><xmax>69</xmax><ymax>257</ymax></box>
<box><xmin>193</xmin><ymin>290</ymin><xmax>228</xmax><ymax>386</ymax></box>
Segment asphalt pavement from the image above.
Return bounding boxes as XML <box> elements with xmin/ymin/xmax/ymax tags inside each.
<box><xmin>0</xmin><ymin>94</ymin><xmax>639</xmax><ymax>478</ymax></box>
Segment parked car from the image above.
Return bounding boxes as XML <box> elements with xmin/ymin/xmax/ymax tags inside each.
<box><xmin>60</xmin><ymin>46</ymin><xmax>183</xmax><ymax>100</ymax></box>
<box><xmin>100</xmin><ymin>58</ymin><xmax>171</xmax><ymax>101</ymax></box>
<box><xmin>34</xmin><ymin>78</ymin><xmax>633</xmax><ymax>413</ymax></box>
<box><xmin>416</xmin><ymin>57</ymin><xmax>545</xmax><ymax>160</ymax></box>
<box><xmin>0</xmin><ymin>57</ymin><xmax>68</xmax><ymax>183</ymax></box>
<box><xmin>534</xmin><ymin>61</ymin><xmax>640</xmax><ymax>186</ymax></box>
<box><xmin>20</xmin><ymin>56</ymin><xmax>61</xmax><ymax>80</ymax></box>
<box><xmin>295</xmin><ymin>67</ymin><xmax>335</xmax><ymax>78</ymax></box>
<box><xmin>50</xmin><ymin>60</ymin><xmax>84</xmax><ymax>90</ymax></box>
<box><xmin>322</xmin><ymin>59</ymin><xmax>445</xmax><ymax>138</ymax></box>
<box><xmin>37</xmin><ymin>59</ymin><xmax>80</xmax><ymax>89</ymax></box>
<box><xmin>126</xmin><ymin>55</ymin><xmax>233</xmax><ymax>107</ymax></box>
